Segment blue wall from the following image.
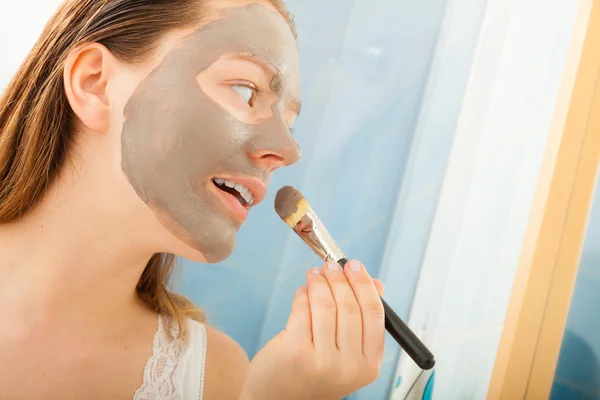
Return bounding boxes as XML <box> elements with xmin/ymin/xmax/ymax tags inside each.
<box><xmin>552</xmin><ymin>171</ymin><xmax>600</xmax><ymax>400</ymax></box>
<box><xmin>178</xmin><ymin>1</ymin><xmax>460</xmax><ymax>398</ymax></box>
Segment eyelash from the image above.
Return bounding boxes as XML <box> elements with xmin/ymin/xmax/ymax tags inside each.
<box><xmin>233</xmin><ymin>82</ymin><xmax>261</xmax><ymax>107</ymax></box>
<box><xmin>229</xmin><ymin>82</ymin><xmax>295</xmax><ymax>135</ymax></box>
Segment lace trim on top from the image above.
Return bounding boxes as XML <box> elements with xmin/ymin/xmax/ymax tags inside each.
<box><xmin>133</xmin><ymin>315</ymin><xmax>186</xmax><ymax>400</ymax></box>
<box><xmin>197</xmin><ymin>323</ymin><xmax>207</xmax><ymax>400</ymax></box>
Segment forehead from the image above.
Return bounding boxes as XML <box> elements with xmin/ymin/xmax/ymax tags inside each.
<box><xmin>155</xmin><ymin>4</ymin><xmax>300</xmax><ymax>96</ymax></box>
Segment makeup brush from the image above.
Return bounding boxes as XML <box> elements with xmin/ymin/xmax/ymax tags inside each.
<box><xmin>274</xmin><ymin>186</ymin><xmax>435</xmax><ymax>370</ymax></box>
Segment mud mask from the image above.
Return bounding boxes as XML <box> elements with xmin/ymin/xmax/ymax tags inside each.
<box><xmin>121</xmin><ymin>4</ymin><xmax>301</xmax><ymax>262</ymax></box>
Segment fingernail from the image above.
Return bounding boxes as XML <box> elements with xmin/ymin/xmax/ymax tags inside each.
<box><xmin>327</xmin><ymin>261</ymin><xmax>341</xmax><ymax>272</ymax></box>
<box><xmin>348</xmin><ymin>260</ymin><xmax>362</xmax><ymax>272</ymax></box>
<box><xmin>311</xmin><ymin>267</ymin><xmax>322</xmax><ymax>275</ymax></box>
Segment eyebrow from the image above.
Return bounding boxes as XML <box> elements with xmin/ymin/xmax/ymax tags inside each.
<box><xmin>235</xmin><ymin>53</ymin><xmax>303</xmax><ymax>116</ymax></box>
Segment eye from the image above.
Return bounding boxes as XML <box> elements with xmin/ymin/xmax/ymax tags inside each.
<box><xmin>232</xmin><ymin>85</ymin><xmax>256</xmax><ymax>105</ymax></box>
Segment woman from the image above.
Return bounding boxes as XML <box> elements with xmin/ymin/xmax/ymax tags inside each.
<box><xmin>0</xmin><ymin>0</ymin><xmax>386</xmax><ymax>399</ymax></box>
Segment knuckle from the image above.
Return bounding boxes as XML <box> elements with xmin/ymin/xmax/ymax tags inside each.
<box><xmin>310</xmin><ymin>278</ymin><xmax>331</xmax><ymax>289</ymax></box>
<box><xmin>340</xmin><ymin>364</ymin><xmax>361</xmax><ymax>385</ymax></box>
<box><xmin>340</xmin><ymin>299</ymin><xmax>361</xmax><ymax>315</ymax></box>
<box><xmin>365</xmin><ymin>301</ymin><xmax>385</xmax><ymax>319</ymax></box>
<box><xmin>307</xmin><ymin>273</ymin><xmax>326</xmax><ymax>284</ymax></box>
<box><xmin>347</xmin><ymin>358</ymin><xmax>381</xmax><ymax>386</ymax></box>
<box><xmin>316</xmin><ymin>297</ymin><xmax>337</xmax><ymax>310</ymax></box>
<box><xmin>314</xmin><ymin>356</ymin><xmax>336</xmax><ymax>377</ymax></box>
<box><xmin>341</xmin><ymin>375</ymin><xmax>357</xmax><ymax>388</ymax></box>
<box><xmin>330</xmin><ymin>275</ymin><xmax>350</xmax><ymax>286</ymax></box>
<box><xmin>366</xmin><ymin>353</ymin><xmax>384</xmax><ymax>377</ymax></box>
<box><xmin>329</xmin><ymin>279</ymin><xmax>351</xmax><ymax>292</ymax></box>
<box><xmin>363</xmin><ymin>363</ymin><xmax>382</xmax><ymax>384</ymax></box>
<box><xmin>352</xmin><ymin>277</ymin><xmax>373</xmax><ymax>287</ymax></box>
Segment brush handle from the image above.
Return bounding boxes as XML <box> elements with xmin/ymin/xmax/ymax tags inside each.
<box><xmin>337</xmin><ymin>258</ymin><xmax>435</xmax><ymax>371</ymax></box>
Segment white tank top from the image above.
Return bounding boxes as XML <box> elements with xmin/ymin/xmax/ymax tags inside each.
<box><xmin>133</xmin><ymin>314</ymin><xmax>207</xmax><ymax>400</ymax></box>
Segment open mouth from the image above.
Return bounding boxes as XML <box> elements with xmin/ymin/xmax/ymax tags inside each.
<box><xmin>212</xmin><ymin>178</ymin><xmax>254</xmax><ymax>207</ymax></box>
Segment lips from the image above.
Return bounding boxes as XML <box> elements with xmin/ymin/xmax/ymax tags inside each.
<box><xmin>209</xmin><ymin>175</ymin><xmax>267</xmax><ymax>223</ymax></box>
<box><xmin>212</xmin><ymin>178</ymin><xmax>254</xmax><ymax>206</ymax></box>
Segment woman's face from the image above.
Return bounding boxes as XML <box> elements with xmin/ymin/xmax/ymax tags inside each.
<box><xmin>108</xmin><ymin>2</ymin><xmax>301</xmax><ymax>262</ymax></box>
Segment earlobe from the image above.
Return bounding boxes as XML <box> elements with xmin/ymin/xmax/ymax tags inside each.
<box><xmin>64</xmin><ymin>43</ymin><xmax>113</xmax><ymax>133</ymax></box>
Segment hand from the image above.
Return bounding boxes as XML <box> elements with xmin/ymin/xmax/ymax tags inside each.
<box><xmin>240</xmin><ymin>260</ymin><xmax>386</xmax><ymax>400</ymax></box>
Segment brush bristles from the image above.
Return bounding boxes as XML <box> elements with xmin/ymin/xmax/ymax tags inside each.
<box><xmin>283</xmin><ymin>198</ymin><xmax>312</xmax><ymax>227</ymax></box>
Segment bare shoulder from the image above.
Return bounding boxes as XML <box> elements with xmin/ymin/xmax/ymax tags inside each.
<box><xmin>203</xmin><ymin>324</ymin><xmax>250</xmax><ymax>400</ymax></box>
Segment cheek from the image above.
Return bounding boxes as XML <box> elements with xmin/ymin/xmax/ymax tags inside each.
<box><xmin>109</xmin><ymin>70</ymin><xmax>143</xmax><ymax>123</ymax></box>
<box><xmin>106</xmin><ymin>107</ymin><xmax>127</xmax><ymax>174</ymax></box>
<box><xmin>108</xmin><ymin>79</ymin><xmax>143</xmax><ymax>163</ymax></box>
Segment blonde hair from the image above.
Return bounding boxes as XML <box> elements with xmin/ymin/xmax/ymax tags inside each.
<box><xmin>0</xmin><ymin>0</ymin><xmax>295</xmax><ymax>337</ymax></box>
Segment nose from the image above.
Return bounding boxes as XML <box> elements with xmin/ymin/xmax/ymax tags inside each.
<box><xmin>246</xmin><ymin>109</ymin><xmax>301</xmax><ymax>172</ymax></box>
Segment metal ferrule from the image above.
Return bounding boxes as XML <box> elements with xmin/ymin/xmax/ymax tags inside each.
<box><xmin>290</xmin><ymin>208</ymin><xmax>345</xmax><ymax>262</ymax></box>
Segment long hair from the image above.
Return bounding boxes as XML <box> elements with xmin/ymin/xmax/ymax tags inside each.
<box><xmin>0</xmin><ymin>0</ymin><xmax>295</xmax><ymax>337</ymax></box>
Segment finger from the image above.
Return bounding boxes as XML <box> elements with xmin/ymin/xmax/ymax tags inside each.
<box><xmin>343</xmin><ymin>260</ymin><xmax>385</xmax><ymax>360</ymax></box>
<box><xmin>373</xmin><ymin>279</ymin><xmax>385</xmax><ymax>297</ymax></box>
<box><xmin>285</xmin><ymin>285</ymin><xmax>313</xmax><ymax>343</ymax></box>
<box><xmin>306</xmin><ymin>266</ymin><xmax>337</xmax><ymax>352</ymax></box>
<box><xmin>322</xmin><ymin>260</ymin><xmax>362</xmax><ymax>353</ymax></box>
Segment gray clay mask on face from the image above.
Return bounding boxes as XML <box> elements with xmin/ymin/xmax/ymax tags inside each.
<box><xmin>121</xmin><ymin>4</ymin><xmax>301</xmax><ymax>262</ymax></box>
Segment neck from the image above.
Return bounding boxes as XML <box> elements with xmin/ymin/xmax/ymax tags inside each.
<box><xmin>0</xmin><ymin>155</ymin><xmax>160</xmax><ymax>329</ymax></box>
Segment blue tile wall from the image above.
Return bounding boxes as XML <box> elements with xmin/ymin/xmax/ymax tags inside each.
<box><xmin>552</xmin><ymin>171</ymin><xmax>600</xmax><ymax>399</ymax></box>
<box><xmin>552</xmin><ymin>382</ymin><xmax>600</xmax><ymax>400</ymax></box>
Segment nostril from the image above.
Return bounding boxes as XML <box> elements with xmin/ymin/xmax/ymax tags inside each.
<box><xmin>261</xmin><ymin>153</ymin><xmax>284</xmax><ymax>162</ymax></box>
<box><xmin>258</xmin><ymin>154</ymin><xmax>286</xmax><ymax>172</ymax></box>
<box><xmin>246</xmin><ymin>133</ymin><xmax>301</xmax><ymax>168</ymax></box>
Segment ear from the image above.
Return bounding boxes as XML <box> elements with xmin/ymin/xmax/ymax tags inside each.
<box><xmin>64</xmin><ymin>43</ymin><xmax>114</xmax><ymax>133</ymax></box>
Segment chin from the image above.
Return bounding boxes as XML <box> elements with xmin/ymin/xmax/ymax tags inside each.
<box><xmin>175</xmin><ymin>239</ymin><xmax>236</xmax><ymax>264</ymax></box>
<box><xmin>149</xmin><ymin>202</ymin><xmax>239</xmax><ymax>264</ymax></box>
<box><xmin>171</xmin><ymin>244</ymin><xmax>211</xmax><ymax>263</ymax></box>
<box><xmin>160</xmin><ymin>223</ymin><xmax>237</xmax><ymax>264</ymax></box>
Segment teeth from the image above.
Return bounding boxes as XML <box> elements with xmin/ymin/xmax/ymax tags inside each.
<box><xmin>242</xmin><ymin>189</ymin><xmax>254</xmax><ymax>206</ymax></box>
<box><xmin>215</xmin><ymin>179</ymin><xmax>254</xmax><ymax>206</ymax></box>
<box><xmin>235</xmin><ymin>183</ymin><xmax>254</xmax><ymax>205</ymax></box>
